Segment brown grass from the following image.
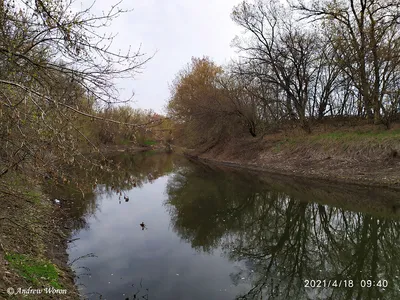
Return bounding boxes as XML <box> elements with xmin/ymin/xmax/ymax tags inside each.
<box><xmin>0</xmin><ymin>174</ymin><xmax>79</xmax><ymax>299</ymax></box>
<box><xmin>191</xmin><ymin>122</ymin><xmax>400</xmax><ymax>188</ymax></box>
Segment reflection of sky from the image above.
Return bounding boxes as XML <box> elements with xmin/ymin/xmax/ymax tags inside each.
<box><xmin>68</xmin><ymin>175</ymin><xmax>249</xmax><ymax>300</ymax></box>
<box><xmin>66</xmin><ymin>157</ymin><xmax>400</xmax><ymax>300</ymax></box>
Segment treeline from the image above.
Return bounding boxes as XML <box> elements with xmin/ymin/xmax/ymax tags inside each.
<box><xmin>0</xmin><ymin>0</ymin><xmax>163</xmax><ymax>182</ymax></box>
<box><xmin>85</xmin><ymin>106</ymin><xmax>167</xmax><ymax>147</ymax></box>
<box><xmin>167</xmin><ymin>0</ymin><xmax>400</xmax><ymax>146</ymax></box>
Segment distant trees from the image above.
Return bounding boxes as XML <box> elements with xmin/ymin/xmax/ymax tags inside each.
<box><xmin>167</xmin><ymin>57</ymin><xmax>224</xmax><ymax>146</ymax></box>
<box><xmin>167</xmin><ymin>57</ymin><xmax>271</xmax><ymax>146</ymax></box>
<box><xmin>217</xmin><ymin>70</ymin><xmax>264</xmax><ymax>137</ymax></box>
<box><xmin>93</xmin><ymin>107</ymin><xmax>163</xmax><ymax>146</ymax></box>
<box><xmin>167</xmin><ymin>0</ymin><xmax>400</xmax><ymax>146</ymax></box>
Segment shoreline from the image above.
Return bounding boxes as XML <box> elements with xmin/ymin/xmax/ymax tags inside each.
<box><xmin>184</xmin><ymin>131</ymin><xmax>400</xmax><ymax>191</ymax></box>
<box><xmin>1</xmin><ymin>142</ymin><xmax>398</xmax><ymax>299</ymax></box>
<box><xmin>0</xmin><ymin>176</ymin><xmax>80</xmax><ymax>299</ymax></box>
<box><xmin>187</xmin><ymin>154</ymin><xmax>400</xmax><ymax>191</ymax></box>
<box><xmin>185</xmin><ymin>154</ymin><xmax>400</xmax><ymax>217</ymax></box>
<box><xmin>0</xmin><ymin>146</ymin><xmax>157</xmax><ymax>299</ymax></box>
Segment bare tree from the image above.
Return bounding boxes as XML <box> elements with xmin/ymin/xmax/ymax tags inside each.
<box><xmin>295</xmin><ymin>0</ymin><xmax>400</xmax><ymax>124</ymax></box>
<box><xmin>0</xmin><ymin>0</ymin><xmax>152</xmax><ymax>180</ymax></box>
<box><xmin>231</xmin><ymin>1</ymin><xmax>323</xmax><ymax>132</ymax></box>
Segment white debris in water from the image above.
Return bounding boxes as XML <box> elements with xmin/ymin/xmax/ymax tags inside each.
<box><xmin>176</xmin><ymin>274</ymin><xmax>179</xmax><ymax>276</ymax></box>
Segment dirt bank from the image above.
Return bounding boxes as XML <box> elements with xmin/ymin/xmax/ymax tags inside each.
<box><xmin>0</xmin><ymin>174</ymin><xmax>80</xmax><ymax>299</ymax></box>
<box><xmin>0</xmin><ymin>146</ymin><xmax>167</xmax><ymax>299</ymax></box>
<box><xmin>186</xmin><ymin>124</ymin><xmax>400</xmax><ymax>189</ymax></box>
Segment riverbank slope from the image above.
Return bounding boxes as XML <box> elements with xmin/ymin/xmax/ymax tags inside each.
<box><xmin>186</xmin><ymin>123</ymin><xmax>400</xmax><ymax>189</ymax></box>
<box><xmin>0</xmin><ymin>174</ymin><xmax>79</xmax><ymax>299</ymax></box>
<box><xmin>0</xmin><ymin>147</ymin><xmax>163</xmax><ymax>299</ymax></box>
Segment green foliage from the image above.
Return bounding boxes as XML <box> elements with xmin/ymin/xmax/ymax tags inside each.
<box><xmin>24</xmin><ymin>190</ymin><xmax>42</xmax><ymax>204</ymax></box>
<box><xmin>312</xmin><ymin>129</ymin><xmax>400</xmax><ymax>141</ymax></box>
<box><xmin>5</xmin><ymin>253</ymin><xmax>62</xmax><ymax>289</ymax></box>
<box><xmin>143</xmin><ymin>140</ymin><xmax>157</xmax><ymax>146</ymax></box>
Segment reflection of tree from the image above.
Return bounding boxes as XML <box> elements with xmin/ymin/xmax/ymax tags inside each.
<box><xmin>165</xmin><ymin>165</ymin><xmax>400</xmax><ymax>300</ymax></box>
<box><xmin>165</xmin><ymin>164</ymin><xmax>262</xmax><ymax>253</ymax></box>
<box><xmin>44</xmin><ymin>152</ymin><xmax>181</xmax><ymax>232</ymax></box>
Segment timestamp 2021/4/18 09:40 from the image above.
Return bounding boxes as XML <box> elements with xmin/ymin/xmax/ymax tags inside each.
<box><xmin>304</xmin><ymin>279</ymin><xmax>388</xmax><ymax>288</ymax></box>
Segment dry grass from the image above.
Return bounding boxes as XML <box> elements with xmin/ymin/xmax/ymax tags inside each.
<box><xmin>0</xmin><ymin>174</ymin><xmax>79</xmax><ymax>299</ymax></box>
<box><xmin>191</xmin><ymin>122</ymin><xmax>400</xmax><ymax>188</ymax></box>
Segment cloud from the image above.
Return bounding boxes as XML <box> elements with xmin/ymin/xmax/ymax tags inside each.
<box><xmin>87</xmin><ymin>0</ymin><xmax>243</xmax><ymax>113</ymax></box>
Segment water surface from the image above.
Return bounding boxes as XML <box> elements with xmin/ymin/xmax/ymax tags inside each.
<box><xmin>58</xmin><ymin>152</ymin><xmax>400</xmax><ymax>299</ymax></box>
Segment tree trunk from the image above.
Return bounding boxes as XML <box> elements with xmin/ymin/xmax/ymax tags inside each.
<box><xmin>248</xmin><ymin>121</ymin><xmax>257</xmax><ymax>137</ymax></box>
<box><xmin>374</xmin><ymin>102</ymin><xmax>381</xmax><ymax>124</ymax></box>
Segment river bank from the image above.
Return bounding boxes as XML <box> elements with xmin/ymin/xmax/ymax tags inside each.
<box><xmin>0</xmin><ymin>173</ymin><xmax>79</xmax><ymax>299</ymax></box>
<box><xmin>0</xmin><ymin>146</ymin><xmax>161</xmax><ymax>299</ymax></box>
<box><xmin>185</xmin><ymin>123</ymin><xmax>400</xmax><ymax>190</ymax></box>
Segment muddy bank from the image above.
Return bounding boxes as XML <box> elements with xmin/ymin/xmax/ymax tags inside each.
<box><xmin>98</xmin><ymin>144</ymin><xmax>152</xmax><ymax>153</ymax></box>
<box><xmin>0</xmin><ymin>175</ymin><xmax>80</xmax><ymax>299</ymax></box>
<box><xmin>185</xmin><ymin>128</ymin><xmax>400</xmax><ymax>190</ymax></box>
<box><xmin>1</xmin><ymin>147</ymin><xmax>164</xmax><ymax>299</ymax></box>
<box><xmin>187</xmin><ymin>159</ymin><xmax>400</xmax><ymax>218</ymax></box>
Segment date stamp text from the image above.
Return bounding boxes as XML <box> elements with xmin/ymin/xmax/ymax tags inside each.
<box><xmin>304</xmin><ymin>279</ymin><xmax>388</xmax><ymax>288</ymax></box>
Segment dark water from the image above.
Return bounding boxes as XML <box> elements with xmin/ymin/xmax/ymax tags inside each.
<box><xmin>56</xmin><ymin>152</ymin><xmax>400</xmax><ymax>299</ymax></box>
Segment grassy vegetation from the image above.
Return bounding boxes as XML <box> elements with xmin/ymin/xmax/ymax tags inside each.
<box><xmin>311</xmin><ymin>128</ymin><xmax>400</xmax><ymax>141</ymax></box>
<box><xmin>267</xmin><ymin>126</ymin><xmax>400</xmax><ymax>154</ymax></box>
<box><xmin>5</xmin><ymin>253</ymin><xmax>62</xmax><ymax>289</ymax></box>
<box><xmin>143</xmin><ymin>150</ymin><xmax>157</xmax><ymax>156</ymax></box>
<box><xmin>0</xmin><ymin>173</ymin><xmax>79</xmax><ymax>299</ymax></box>
<box><xmin>143</xmin><ymin>139</ymin><xmax>157</xmax><ymax>146</ymax></box>
<box><xmin>24</xmin><ymin>191</ymin><xmax>42</xmax><ymax>204</ymax></box>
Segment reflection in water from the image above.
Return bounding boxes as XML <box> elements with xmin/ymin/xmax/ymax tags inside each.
<box><xmin>59</xmin><ymin>152</ymin><xmax>400</xmax><ymax>299</ymax></box>
<box><xmin>45</xmin><ymin>152</ymin><xmax>178</xmax><ymax>231</ymax></box>
<box><xmin>165</xmin><ymin>163</ymin><xmax>400</xmax><ymax>300</ymax></box>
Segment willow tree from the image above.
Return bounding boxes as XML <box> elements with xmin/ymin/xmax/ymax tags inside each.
<box><xmin>167</xmin><ymin>57</ymin><xmax>230</xmax><ymax>146</ymax></box>
<box><xmin>167</xmin><ymin>57</ymin><xmax>264</xmax><ymax>147</ymax></box>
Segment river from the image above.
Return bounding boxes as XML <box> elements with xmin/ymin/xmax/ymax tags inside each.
<box><xmin>53</xmin><ymin>152</ymin><xmax>400</xmax><ymax>299</ymax></box>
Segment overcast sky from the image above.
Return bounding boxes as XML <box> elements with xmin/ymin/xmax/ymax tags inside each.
<box><xmin>89</xmin><ymin>0</ymin><xmax>244</xmax><ymax>114</ymax></box>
